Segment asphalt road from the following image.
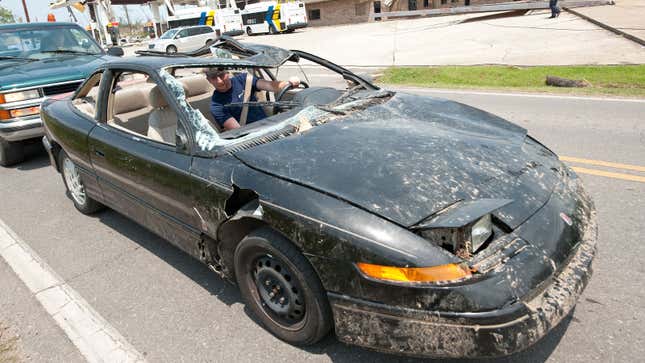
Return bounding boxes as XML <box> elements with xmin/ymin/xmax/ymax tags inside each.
<box><xmin>1</xmin><ymin>88</ymin><xmax>644</xmax><ymax>362</ymax></box>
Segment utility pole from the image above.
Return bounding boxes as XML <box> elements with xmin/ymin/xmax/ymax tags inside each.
<box><xmin>123</xmin><ymin>5</ymin><xmax>131</xmax><ymax>26</ymax></box>
<box><xmin>21</xmin><ymin>0</ymin><xmax>30</xmax><ymax>22</ymax></box>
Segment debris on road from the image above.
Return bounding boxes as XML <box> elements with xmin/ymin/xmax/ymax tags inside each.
<box><xmin>546</xmin><ymin>75</ymin><xmax>592</xmax><ymax>87</ymax></box>
<box><xmin>0</xmin><ymin>322</ymin><xmax>20</xmax><ymax>363</ymax></box>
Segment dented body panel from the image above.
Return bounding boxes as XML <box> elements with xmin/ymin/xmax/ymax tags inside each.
<box><xmin>40</xmin><ymin>41</ymin><xmax>596</xmax><ymax>359</ymax></box>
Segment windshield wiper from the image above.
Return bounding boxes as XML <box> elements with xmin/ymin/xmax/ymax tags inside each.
<box><xmin>0</xmin><ymin>55</ymin><xmax>36</xmax><ymax>62</ymax></box>
<box><xmin>39</xmin><ymin>50</ymin><xmax>100</xmax><ymax>55</ymax></box>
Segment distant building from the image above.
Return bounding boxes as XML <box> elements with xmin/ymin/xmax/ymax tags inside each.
<box><xmin>302</xmin><ymin>0</ymin><xmax>513</xmax><ymax>27</ymax></box>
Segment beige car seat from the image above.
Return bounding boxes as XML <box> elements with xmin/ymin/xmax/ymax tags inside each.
<box><xmin>112</xmin><ymin>87</ymin><xmax>153</xmax><ymax>135</ymax></box>
<box><xmin>179</xmin><ymin>75</ymin><xmax>223</xmax><ymax>132</ymax></box>
<box><xmin>147</xmin><ymin>85</ymin><xmax>178</xmax><ymax>144</ymax></box>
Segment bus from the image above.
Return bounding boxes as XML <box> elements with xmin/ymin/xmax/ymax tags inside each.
<box><xmin>242</xmin><ymin>1</ymin><xmax>308</xmax><ymax>36</ymax></box>
<box><xmin>167</xmin><ymin>6</ymin><xmax>243</xmax><ymax>36</ymax></box>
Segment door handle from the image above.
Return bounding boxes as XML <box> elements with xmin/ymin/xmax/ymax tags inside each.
<box><xmin>94</xmin><ymin>149</ymin><xmax>105</xmax><ymax>157</ymax></box>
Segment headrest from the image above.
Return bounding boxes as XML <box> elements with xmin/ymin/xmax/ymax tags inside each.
<box><xmin>180</xmin><ymin>76</ymin><xmax>213</xmax><ymax>98</ymax></box>
<box><xmin>149</xmin><ymin>85</ymin><xmax>169</xmax><ymax>108</ymax></box>
<box><xmin>113</xmin><ymin>88</ymin><xmax>149</xmax><ymax>114</ymax></box>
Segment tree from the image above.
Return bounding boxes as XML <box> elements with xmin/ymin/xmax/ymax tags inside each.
<box><xmin>0</xmin><ymin>5</ymin><xmax>15</xmax><ymax>24</ymax></box>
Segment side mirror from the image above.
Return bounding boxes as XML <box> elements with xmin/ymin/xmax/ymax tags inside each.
<box><xmin>81</xmin><ymin>39</ymin><xmax>91</xmax><ymax>49</ymax></box>
<box><xmin>176</xmin><ymin>129</ymin><xmax>189</xmax><ymax>152</ymax></box>
<box><xmin>107</xmin><ymin>47</ymin><xmax>124</xmax><ymax>57</ymax></box>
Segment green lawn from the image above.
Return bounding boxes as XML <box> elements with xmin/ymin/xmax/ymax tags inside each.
<box><xmin>379</xmin><ymin>65</ymin><xmax>645</xmax><ymax>97</ymax></box>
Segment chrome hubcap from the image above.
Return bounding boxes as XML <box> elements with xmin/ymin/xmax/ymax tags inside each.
<box><xmin>63</xmin><ymin>157</ymin><xmax>86</xmax><ymax>205</ymax></box>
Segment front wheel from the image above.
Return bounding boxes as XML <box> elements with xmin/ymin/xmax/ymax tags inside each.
<box><xmin>0</xmin><ymin>139</ymin><xmax>24</xmax><ymax>167</ymax></box>
<box><xmin>59</xmin><ymin>150</ymin><xmax>104</xmax><ymax>215</ymax></box>
<box><xmin>234</xmin><ymin>228</ymin><xmax>332</xmax><ymax>345</ymax></box>
<box><xmin>246</xmin><ymin>27</ymin><xmax>253</xmax><ymax>36</ymax></box>
<box><xmin>166</xmin><ymin>45</ymin><xmax>177</xmax><ymax>54</ymax></box>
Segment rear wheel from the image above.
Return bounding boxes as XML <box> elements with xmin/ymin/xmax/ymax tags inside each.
<box><xmin>59</xmin><ymin>150</ymin><xmax>103</xmax><ymax>215</ymax></box>
<box><xmin>166</xmin><ymin>45</ymin><xmax>177</xmax><ymax>54</ymax></box>
<box><xmin>246</xmin><ymin>26</ymin><xmax>253</xmax><ymax>36</ymax></box>
<box><xmin>0</xmin><ymin>139</ymin><xmax>24</xmax><ymax>167</ymax></box>
<box><xmin>205</xmin><ymin>39</ymin><xmax>214</xmax><ymax>46</ymax></box>
<box><xmin>234</xmin><ymin>228</ymin><xmax>332</xmax><ymax>345</ymax></box>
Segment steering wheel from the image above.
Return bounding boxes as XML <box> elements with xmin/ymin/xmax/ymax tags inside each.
<box><xmin>276</xmin><ymin>80</ymin><xmax>309</xmax><ymax>102</ymax></box>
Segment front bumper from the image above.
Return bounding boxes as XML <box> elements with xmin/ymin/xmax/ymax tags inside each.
<box><xmin>223</xmin><ymin>30</ymin><xmax>244</xmax><ymax>37</ymax></box>
<box><xmin>286</xmin><ymin>22</ymin><xmax>308</xmax><ymax>30</ymax></box>
<box><xmin>329</xmin><ymin>210</ymin><xmax>597</xmax><ymax>358</ymax></box>
<box><xmin>0</xmin><ymin>117</ymin><xmax>44</xmax><ymax>142</ymax></box>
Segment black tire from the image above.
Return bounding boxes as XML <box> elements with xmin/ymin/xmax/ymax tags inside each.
<box><xmin>205</xmin><ymin>39</ymin><xmax>214</xmax><ymax>46</ymax></box>
<box><xmin>246</xmin><ymin>27</ymin><xmax>253</xmax><ymax>36</ymax></box>
<box><xmin>59</xmin><ymin>150</ymin><xmax>104</xmax><ymax>215</ymax></box>
<box><xmin>0</xmin><ymin>138</ymin><xmax>24</xmax><ymax>167</ymax></box>
<box><xmin>234</xmin><ymin>228</ymin><xmax>332</xmax><ymax>345</ymax></box>
<box><xmin>166</xmin><ymin>45</ymin><xmax>177</xmax><ymax>54</ymax></box>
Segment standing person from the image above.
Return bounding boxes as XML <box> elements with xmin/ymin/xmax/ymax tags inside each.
<box><xmin>549</xmin><ymin>0</ymin><xmax>561</xmax><ymax>19</ymax></box>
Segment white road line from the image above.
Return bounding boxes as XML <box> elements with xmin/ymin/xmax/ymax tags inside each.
<box><xmin>0</xmin><ymin>218</ymin><xmax>146</xmax><ymax>363</ymax></box>
<box><xmin>391</xmin><ymin>87</ymin><xmax>645</xmax><ymax>103</ymax></box>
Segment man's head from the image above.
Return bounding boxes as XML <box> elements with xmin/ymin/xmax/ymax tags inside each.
<box><xmin>204</xmin><ymin>68</ymin><xmax>232</xmax><ymax>93</ymax></box>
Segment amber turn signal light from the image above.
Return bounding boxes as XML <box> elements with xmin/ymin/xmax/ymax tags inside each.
<box><xmin>356</xmin><ymin>262</ymin><xmax>472</xmax><ymax>283</ymax></box>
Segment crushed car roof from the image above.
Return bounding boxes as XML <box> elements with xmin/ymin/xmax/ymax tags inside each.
<box><xmin>126</xmin><ymin>38</ymin><xmax>296</xmax><ymax>69</ymax></box>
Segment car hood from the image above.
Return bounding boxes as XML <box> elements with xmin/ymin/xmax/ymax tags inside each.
<box><xmin>234</xmin><ymin>93</ymin><xmax>562</xmax><ymax>229</ymax></box>
<box><xmin>0</xmin><ymin>54</ymin><xmax>112</xmax><ymax>91</ymax></box>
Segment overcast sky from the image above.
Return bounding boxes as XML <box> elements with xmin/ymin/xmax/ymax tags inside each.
<box><xmin>1</xmin><ymin>0</ymin><xmax>153</xmax><ymax>25</ymax></box>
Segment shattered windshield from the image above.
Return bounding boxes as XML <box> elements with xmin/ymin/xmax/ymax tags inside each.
<box><xmin>159</xmin><ymin>51</ymin><xmax>391</xmax><ymax>154</ymax></box>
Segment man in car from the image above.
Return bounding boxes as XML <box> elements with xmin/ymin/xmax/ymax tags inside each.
<box><xmin>206</xmin><ymin>68</ymin><xmax>299</xmax><ymax>131</ymax></box>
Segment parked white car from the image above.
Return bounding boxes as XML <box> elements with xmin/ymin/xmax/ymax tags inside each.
<box><xmin>148</xmin><ymin>25</ymin><xmax>217</xmax><ymax>54</ymax></box>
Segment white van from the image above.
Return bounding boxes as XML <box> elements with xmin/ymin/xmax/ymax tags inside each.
<box><xmin>242</xmin><ymin>1</ymin><xmax>308</xmax><ymax>36</ymax></box>
<box><xmin>148</xmin><ymin>25</ymin><xmax>217</xmax><ymax>53</ymax></box>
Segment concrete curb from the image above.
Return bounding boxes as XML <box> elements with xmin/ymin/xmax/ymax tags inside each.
<box><xmin>565</xmin><ymin>7</ymin><xmax>645</xmax><ymax>47</ymax></box>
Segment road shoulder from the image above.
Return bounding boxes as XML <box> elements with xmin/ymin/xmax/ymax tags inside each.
<box><xmin>0</xmin><ymin>257</ymin><xmax>85</xmax><ymax>363</ymax></box>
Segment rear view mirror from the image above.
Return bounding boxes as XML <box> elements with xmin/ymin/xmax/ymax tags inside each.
<box><xmin>107</xmin><ymin>47</ymin><xmax>124</xmax><ymax>57</ymax></box>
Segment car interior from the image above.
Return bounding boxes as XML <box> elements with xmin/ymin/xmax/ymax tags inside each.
<box><xmin>70</xmin><ymin>63</ymin><xmax>349</xmax><ymax>147</ymax></box>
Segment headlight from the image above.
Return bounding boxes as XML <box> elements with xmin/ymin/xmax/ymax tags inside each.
<box><xmin>357</xmin><ymin>262</ymin><xmax>472</xmax><ymax>284</ymax></box>
<box><xmin>417</xmin><ymin>213</ymin><xmax>494</xmax><ymax>258</ymax></box>
<box><xmin>0</xmin><ymin>106</ymin><xmax>40</xmax><ymax>121</ymax></box>
<box><xmin>471</xmin><ymin>214</ymin><xmax>493</xmax><ymax>252</ymax></box>
<box><xmin>0</xmin><ymin>89</ymin><xmax>40</xmax><ymax>104</ymax></box>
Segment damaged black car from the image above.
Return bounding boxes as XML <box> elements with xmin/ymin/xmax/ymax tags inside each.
<box><xmin>40</xmin><ymin>38</ymin><xmax>597</xmax><ymax>358</ymax></box>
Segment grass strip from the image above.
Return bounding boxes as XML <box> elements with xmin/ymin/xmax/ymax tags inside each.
<box><xmin>379</xmin><ymin>65</ymin><xmax>645</xmax><ymax>97</ymax></box>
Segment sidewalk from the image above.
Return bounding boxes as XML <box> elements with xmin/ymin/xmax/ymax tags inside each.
<box><xmin>0</xmin><ymin>258</ymin><xmax>85</xmax><ymax>363</ymax></box>
<box><xmin>568</xmin><ymin>0</ymin><xmax>645</xmax><ymax>45</ymax></box>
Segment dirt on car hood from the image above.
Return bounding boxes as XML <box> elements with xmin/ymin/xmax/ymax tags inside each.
<box><xmin>234</xmin><ymin>93</ymin><xmax>563</xmax><ymax>229</ymax></box>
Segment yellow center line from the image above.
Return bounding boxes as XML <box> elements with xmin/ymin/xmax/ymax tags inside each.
<box><xmin>560</xmin><ymin>156</ymin><xmax>645</xmax><ymax>173</ymax></box>
<box><xmin>570</xmin><ymin>167</ymin><xmax>645</xmax><ymax>183</ymax></box>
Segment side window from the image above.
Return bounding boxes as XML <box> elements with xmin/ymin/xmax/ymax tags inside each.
<box><xmin>72</xmin><ymin>71</ymin><xmax>103</xmax><ymax>119</ymax></box>
<box><xmin>203</xmin><ymin>27</ymin><xmax>214</xmax><ymax>34</ymax></box>
<box><xmin>177</xmin><ymin>29</ymin><xmax>189</xmax><ymax>38</ymax></box>
<box><xmin>106</xmin><ymin>71</ymin><xmax>178</xmax><ymax>145</ymax></box>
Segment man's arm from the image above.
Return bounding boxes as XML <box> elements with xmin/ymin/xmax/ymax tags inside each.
<box><xmin>211</xmin><ymin>99</ymin><xmax>240</xmax><ymax>131</ymax></box>
<box><xmin>256</xmin><ymin>77</ymin><xmax>299</xmax><ymax>93</ymax></box>
<box><xmin>222</xmin><ymin>117</ymin><xmax>240</xmax><ymax>130</ymax></box>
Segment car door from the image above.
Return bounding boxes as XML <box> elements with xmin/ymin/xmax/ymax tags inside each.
<box><xmin>87</xmin><ymin>67</ymin><xmax>203</xmax><ymax>258</ymax></box>
<box><xmin>47</xmin><ymin>70</ymin><xmax>107</xmax><ymax>201</ymax></box>
<box><xmin>174</xmin><ymin>28</ymin><xmax>190</xmax><ymax>52</ymax></box>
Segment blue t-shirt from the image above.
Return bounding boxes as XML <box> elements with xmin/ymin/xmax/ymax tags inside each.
<box><xmin>210</xmin><ymin>73</ymin><xmax>267</xmax><ymax>127</ymax></box>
